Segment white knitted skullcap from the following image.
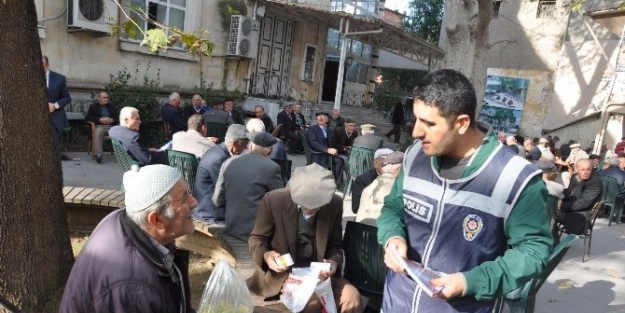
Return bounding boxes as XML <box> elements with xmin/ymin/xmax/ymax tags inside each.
<box><xmin>123</xmin><ymin>164</ymin><xmax>182</xmax><ymax>213</ymax></box>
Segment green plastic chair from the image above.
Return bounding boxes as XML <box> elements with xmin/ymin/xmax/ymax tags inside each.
<box><xmin>111</xmin><ymin>137</ymin><xmax>139</xmax><ymax>172</ymax></box>
<box><xmin>166</xmin><ymin>150</ymin><xmax>199</xmax><ymax>194</ymax></box>
<box><xmin>545</xmin><ymin>195</ymin><xmax>559</xmax><ymax>221</ymax></box>
<box><xmin>505</xmin><ymin>234</ymin><xmax>577</xmax><ymax>313</ymax></box>
<box><xmin>206</xmin><ymin>122</ymin><xmax>228</xmax><ymax>144</ymax></box>
<box><xmin>271</xmin><ymin>158</ymin><xmax>292</xmax><ymax>187</ymax></box>
<box><xmin>299</xmin><ymin>132</ymin><xmax>333</xmax><ymax>171</ymax></box>
<box><xmin>342</xmin><ymin>221</ymin><xmax>387</xmax><ymax>299</ymax></box>
<box><xmin>599</xmin><ymin>175</ymin><xmax>621</xmax><ymax>226</ymax></box>
<box><xmin>343</xmin><ymin>146</ymin><xmax>375</xmax><ymax>198</ymax></box>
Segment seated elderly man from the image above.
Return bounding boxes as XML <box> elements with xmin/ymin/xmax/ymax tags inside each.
<box><xmin>248</xmin><ymin>164</ymin><xmax>362</xmax><ymax>313</ymax></box>
<box><xmin>193</xmin><ymin>124</ymin><xmax>249</xmax><ymax>223</ymax></box>
<box><xmin>356</xmin><ymin>151</ymin><xmax>404</xmax><ymax>225</ymax></box>
<box><xmin>352</xmin><ymin>124</ymin><xmax>383</xmax><ymax>151</ymax></box>
<box><xmin>330</xmin><ymin>118</ymin><xmax>358</xmax><ymax>188</ymax></box>
<box><xmin>538</xmin><ymin>138</ymin><xmax>554</xmax><ymax>161</ymax></box>
<box><xmin>536</xmin><ymin>160</ymin><xmax>564</xmax><ymax>199</ymax></box>
<box><xmin>85</xmin><ymin>91</ymin><xmax>118</xmax><ymax>163</ymax></box>
<box><xmin>60</xmin><ymin>165</ymin><xmax>197</xmax><ymax>312</ymax></box>
<box><xmin>109</xmin><ymin>107</ymin><xmax>166</xmax><ymax>166</ymax></box>
<box><xmin>351</xmin><ymin>148</ymin><xmax>392</xmax><ymax>214</ymax></box>
<box><xmin>161</xmin><ymin>92</ymin><xmax>187</xmax><ymax>136</ymax></box>
<box><xmin>555</xmin><ymin>159</ymin><xmax>603</xmax><ymax>235</ymax></box>
<box><xmin>506</xmin><ymin>136</ymin><xmax>525</xmax><ymax>158</ymax></box>
<box><xmin>246</xmin><ymin>118</ymin><xmax>287</xmax><ymax>159</ymax></box>
<box><xmin>172</xmin><ymin>115</ymin><xmax>217</xmax><ymax>158</ymax></box>
<box><xmin>213</xmin><ymin>132</ymin><xmax>283</xmax><ymax>241</ymax></box>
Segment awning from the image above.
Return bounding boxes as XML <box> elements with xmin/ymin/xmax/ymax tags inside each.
<box><xmin>586</xmin><ymin>8</ymin><xmax>625</xmax><ymax>36</ymax></box>
<box><xmin>258</xmin><ymin>0</ymin><xmax>445</xmax><ymax>68</ymax></box>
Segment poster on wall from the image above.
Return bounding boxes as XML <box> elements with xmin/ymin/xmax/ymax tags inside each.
<box><xmin>479</xmin><ymin>75</ymin><xmax>530</xmax><ymax>135</ymax></box>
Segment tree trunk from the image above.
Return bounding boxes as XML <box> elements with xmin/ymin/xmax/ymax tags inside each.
<box><xmin>438</xmin><ymin>0</ymin><xmax>492</xmax><ymax>114</ymax></box>
<box><xmin>0</xmin><ymin>1</ymin><xmax>74</xmax><ymax>311</ymax></box>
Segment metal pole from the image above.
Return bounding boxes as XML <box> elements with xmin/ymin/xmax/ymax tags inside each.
<box><xmin>334</xmin><ymin>18</ymin><xmax>350</xmax><ymax>111</ymax></box>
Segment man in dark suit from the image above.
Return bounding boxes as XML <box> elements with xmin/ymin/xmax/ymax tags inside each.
<box><xmin>330</xmin><ymin>118</ymin><xmax>358</xmax><ymax>187</ymax></box>
<box><xmin>245</xmin><ymin>118</ymin><xmax>287</xmax><ymax>160</ymax></box>
<box><xmin>224</xmin><ymin>98</ymin><xmax>244</xmax><ymax>124</ymax></box>
<box><xmin>556</xmin><ymin>159</ymin><xmax>603</xmax><ymax>235</ymax></box>
<box><xmin>277</xmin><ymin>104</ymin><xmax>301</xmax><ymax>154</ymax></box>
<box><xmin>254</xmin><ymin>105</ymin><xmax>274</xmax><ymax>134</ymax></box>
<box><xmin>248</xmin><ymin>164</ymin><xmax>362</xmax><ymax>312</ymax></box>
<box><xmin>352</xmin><ymin>124</ymin><xmax>383</xmax><ymax>151</ymax></box>
<box><xmin>161</xmin><ymin>92</ymin><xmax>187</xmax><ymax>137</ymax></box>
<box><xmin>43</xmin><ymin>55</ymin><xmax>72</xmax><ymax>160</ymax></box>
<box><xmin>183</xmin><ymin>94</ymin><xmax>208</xmax><ymax>120</ymax></box>
<box><xmin>213</xmin><ymin>132</ymin><xmax>283</xmax><ymax>241</ymax></box>
<box><xmin>85</xmin><ymin>91</ymin><xmax>118</xmax><ymax>163</ymax></box>
<box><xmin>109</xmin><ymin>107</ymin><xmax>166</xmax><ymax>166</ymax></box>
<box><xmin>193</xmin><ymin>125</ymin><xmax>249</xmax><ymax>223</ymax></box>
<box><xmin>385</xmin><ymin>99</ymin><xmax>405</xmax><ymax>143</ymax></box>
<box><xmin>328</xmin><ymin>109</ymin><xmax>345</xmax><ymax>135</ymax></box>
<box><xmin>293</xmin><ymin>102</ymin><xmax>307</xmax><ymax>131</ymax></box>
<box><xmin>306</xmin><ymin>112</ymin><xmax>337</xmax><ymax>167</ymax></box>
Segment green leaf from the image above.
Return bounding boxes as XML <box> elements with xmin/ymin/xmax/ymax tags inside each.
<box><xmin>140</xmin><ymin>29</ymin><xmax>169</xmax><ymax>53</ymax></box>
<box><xmin>122</xmin><ymin>20</ymin><xmax>141</xmax><ymax>40</ymax></box>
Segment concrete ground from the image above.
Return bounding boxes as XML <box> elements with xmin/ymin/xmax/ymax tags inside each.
<box><xmin>62</xmin><ymin>102</ymin><xmax>625</xmax><ymax>312</ymax></box>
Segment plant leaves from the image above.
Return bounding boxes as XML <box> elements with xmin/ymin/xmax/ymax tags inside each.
<box><xmin>140</xmin><ymin>29</ymin><xmax>169</xmax><ymax>53</ymax></box>
<box><xmin>122</xmin><ymin>20</ymin><xmax>141</xmax><ymax>40</ymax></box>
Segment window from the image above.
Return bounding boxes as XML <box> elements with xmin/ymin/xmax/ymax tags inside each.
<box><xmin>493</xmin><ymin>0</ymin><xmax>501</xmax><ymax>18</ymax></box>
<box><xmin>327</xmin><ymin>28</ymin><xmax>340</xmax><ymax>50</ymax></box>
<box><xmin>536</xmin><ymin>0</ymin><xmax>556</xmax><ymax>19</ymax></box>
<box><xmin>330</xmin><ymin>0</ymin><xmax>378</xmax><ymax>19</ymax></box>
<box><xmin>130</xmin><ymin>0</ymin><xmax>187</xmax><ymax>47</ymax></box>
<box><xmin>302</xmin><ymin>44</ymin><xmax>317</xmax><ymax>81</ymax></box>
<box><xmin>346</xmin><ymin>62</ymin><xmax>359</xmax><ymax>83</ymax></box>
<box><xmin>357</xmin><ymin>63</ymin><xmax>369</xmax><ymax>85</ymax></box>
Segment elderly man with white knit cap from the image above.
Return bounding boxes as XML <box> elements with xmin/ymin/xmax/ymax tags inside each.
<box><xmin>351</xmin><ymin>148</ymin><xmax>394</xmax><ymax>214</ymax></box>
<box><xmin>60</xmin><ymin>165</ymin><xmax>197</xmax><ymax>313</ymax></box>
<box><xmin>248</xmin><ymin>164</ymin><xmax>362</xmax><ymax>313</ymax></box>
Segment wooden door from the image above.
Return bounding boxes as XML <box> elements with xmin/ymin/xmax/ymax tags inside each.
<box><xmin>253</xmin><ymin>14</ymin><xmax>294</xmax><ymax>98</ymax></box>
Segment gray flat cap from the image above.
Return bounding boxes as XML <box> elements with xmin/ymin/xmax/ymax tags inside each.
<box><xmin>247</xmin><ymin>131</ymin><xmax>277</xmax><ymax>147</ymax></box>
<box><xmin>536</xmin><ymin>160</ymin><xmax>557</xmax><ymax>173</ymax></box>
<box><xmin>383</xmin><ymin>151</ymin><xmax>405</xmax><ymax>165</ymax></box>
<box><xmin>225</xmin><ymin>124</ymin><xmax>248</xmax><ymax>140</ymax></box>
<box><xmin>288</xmin><ymin>163</ymin><xmax>336</xmax><ymax>209</ymax></box>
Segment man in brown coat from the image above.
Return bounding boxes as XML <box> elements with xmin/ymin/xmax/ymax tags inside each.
<box><xmin>247</xmin><ymin>164</ymin><xmax>362</xmax><ymax>313</ymax></box>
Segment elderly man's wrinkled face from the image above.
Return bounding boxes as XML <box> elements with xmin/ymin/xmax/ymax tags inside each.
<box><xmin>619</xmin><ymin>158</ymin><xmax>625</xmax><ymax>170</ymax></box>
<box><xmin>317</xmin><ymin>114</ymin><xmax>328</xmax><ymax>126</ymax></box>
<box><xmin>332</xmin><ymin>110</ymin><xmax>340</xmax><ymax>119</ymax></box>
<box><xmin>284</xmin><ymin>105</ymin><xmax>293</xmax><ymax>114</ymax></box>
<box><xmin>345</xmin><ymin>122</ymin><xmax>356</xmax><ymax>134</ymax></box>
<box><xmin>225</xmin><ymin>100</ymin><xmax>234</xmax><ymax>111</ymax></box>
<box><xmin>192</xmin><ymin>95</ymin><xmax>202</xmax><ymax>108</ymax></box>
<box><xmin>255</xmin><ymin>107</ymin><xmax>265</xmax><ymax>118</ymax></box>
<box><xmin>127</xmin><ymin>111</ymin><xmax>141</xmax><ymax>131</ymax></box>
<box><xmin>497</xmin><ymin>133</ymin><xmax>506</xmax><ymax>143</ymax></box>
<box><xmin>163</xmin><ymin>180</ymin><xmax>197</xmax><ymax>239</ymax></box>
<box><xmin>98</xmin><ymin>92</ymin><xmax>109</xmax><ymax>105</ymax></box>
<box><xmin>576</xmin><ymin>160</ymin><xmax>593</xmax><ymax>180</ymax></box>
<box><xmin>231</xmin><ymin>139</ymin><xmax>249</xmax><ymax>155</ymax></box>
<box><xmin>294</xmin><ymin>105</ymin><xmax>302</xmax><ymax>114</ymax></box>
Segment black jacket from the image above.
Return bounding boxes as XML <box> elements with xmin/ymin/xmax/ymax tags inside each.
<box><xmin>391</xmin><ymin>102</ymin><xmax>405</xmax><ymax>125</ymax></box>
<box><xmin>161</xmin><ymin>103</ymin><xmax>187</xmax><ymax>135</ymax></box>
<box><xmin>330</xmin><ymin>126</ymin><xmax>358</xmax><ymax>154</ymax></box>
<box><xmin>352</xmin><ymin>169</ymin><xmax>378</xmax><ymax>213</ymax></box>
<box><xmin>560</xmin><ymin>172</ymin><xmax>603</xmax><ymax>234</ymax></box>
<box><xmin>85</xmin><ymin>102</ymin><xmax>119</xmax><ymax>125</ymax></box>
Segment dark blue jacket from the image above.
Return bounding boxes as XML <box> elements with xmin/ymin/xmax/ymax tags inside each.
<box><xmin>161</xmin><ymin>103</ymin><xmax>187</xmax><ymax>135</ymax></box>
<box><xmin>109</xmin><ymin>126</ymin><xmax>166</xmax><ymax>166</ymax></box>
<box><xmin>47</xmin><ymin>70</ymin><xmax>72</xmax><ymax>132</ymax></box>
<box><xmin>193</xmin><ymin>143</ymin><xmax>231</xmax><ymax>220</ymax></box>
<box><xmin>59</xmin><ymin>210</ymin><xmax>192</xmax><ymax>313</ymax></box>
<box><xmin>599</xmin><ymin>165</ymin><xmax>625</xmax><ymax>188</ymax></box>
<box><xmin>306</xmin><ymin>124</ymin><xmax>330</xmax><ymax>167</ymax></box>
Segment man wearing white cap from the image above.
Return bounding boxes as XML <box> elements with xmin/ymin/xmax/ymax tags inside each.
<box><xmin>351</xmin><ymin>148</ymin><xmax>393</xmax><ymax>214</ymax></box>
<box><xmin>60</xmin><ymin>165</ymin><xmax>197</xmax><ymax>312</ymax></box>
<box><xmin>248</xmin><ymin>164</ymin><xmax>362</xmax><ymax>313</ymax></box>
<box><xmin>352</xmin><ymin>124</ymin><xmax>384</xmax><ymax>151</ymax></box>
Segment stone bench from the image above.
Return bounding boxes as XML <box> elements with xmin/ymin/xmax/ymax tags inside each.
<box><xmin>63</xmin><ymin>186</ymin><xmax>124</xmax><ymax>231</ymax></box>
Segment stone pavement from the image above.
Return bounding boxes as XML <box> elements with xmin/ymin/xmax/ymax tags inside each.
<box><xmin>61</xmin><ymin>103</ymin><xmax>625</xmax><ymax>313</ymax></box>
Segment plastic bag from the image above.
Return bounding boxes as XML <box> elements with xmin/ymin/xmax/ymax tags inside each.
<box><xmin>197</xmin><ymin>259</ymin><xmax>255</xmax><ymax>313</ymax></box>
<box><xmin>281</xmin><ymin>273</ymin><xmax>318</xmax><ymax>312</ymax></box>
<box><xmin>314</xmin><ymin>278</ymin><xmax>337</xmax><ymax>313</ymax></box>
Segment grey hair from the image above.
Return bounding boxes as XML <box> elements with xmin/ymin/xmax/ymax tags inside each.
<box><xmin>169</xmin><ymin>92</ymin><xmax>180</xmax><ymax>102</ymax></box>
<box><xmin>187</xmin><ymin>115</ymin><xmax>205</xmax><ymax>132</ymax></box>
<box><xmin>119</xmin><ymin>106</ymin><xmax>139</xmax><ymax>122</ymax></box>
<box><xmin>381</xmin><ymin>163</ymin><xmax>402</xmax><ymax>175</ymax></box>
<box><xmin>524</xmin><ymin>139</ymin><xmax>535</xmax><ymax>147</ymax></box>
<box><xmin>127</xmin><ymin>194</ymin><xmax>175</xmax><ymax>228</ymax></box>
<box><xmin>609</xmin><ymin>158</ymin><xmax>620</xmax><ymax>166</ymax></box>
<box><xmin>251</xmin><ymin>144</ymin><xmax>271</xmax><ymax>155</ymax></box>
<box><xmin>246</xmin><ymin>118</ymin><xmax>265</xmax><ymax>132</ymax></box>
<box><xmin>361</xmin><ymin>129</ymin><xmax>374</xmax><ymax>135</ymax></box>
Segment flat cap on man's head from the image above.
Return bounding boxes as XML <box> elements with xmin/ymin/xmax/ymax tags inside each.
<box><xmin>123</xmin><ymin>165</ymin><xmax>182</xmax><ymax>213</ymax></box>
<box><xmin>374</xmin><ymin>148</ymin><xmax>393</xmax><ymax>159</ymax></box>
<box><xmin>361</xmin><ymin>124</ymin><xmax>376</xmax><ymax>131</ymax></box>
<box><xmin>247</xmin><ymin>131</ymin><xmax>277</xmax><ymax>147</ymax></box>
<box><xmin>383</xmin><ymin>151</ymin><xmax>405</xmax><ymax>165</ymax></box>
<box><xmin>345</xmin><ymin>117</ymin><xmax>356</xmax><ymax>124</ymax></box>
<box><xmin>288</xmin><ymin>163</ymin><xmax>336</xmax><ymax>209</ymax></box>
<box><xmin>225</xmin><ymin>124</ymin><xmax>248</xmax><ymax>140</ymax></box>
<box><xmin>539</xmin><ymin>138</ymin><xmax>549</xmax><ymax>144</ymax></box>
<box><xmin>210</xmin><ymin>98</ymin><xmax>224</xmax><ymax>106</ymax></box>
<box><xmin>535</xmin><ymin>161</ymin><xmax>557</xmax><ymax>173</ymax></box>
<box><xmin>570</xmin><ymin>143</ymin><xmax>581</xmax><ymax>148</ymax></box>
<box><xmin>315</xmin><ymin>112</ymin><xmax>330</xmax><ymax>117</ymax></box>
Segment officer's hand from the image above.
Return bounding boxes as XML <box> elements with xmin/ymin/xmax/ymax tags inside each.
<box><xmin>431</xmin><ymin>273</ymin><xmax>466</xmax><ymax>300</ymax></box>
<box><xmin>384</xmin><ymin>238</ymin><xmax>407</xmax><ymax>273</ymax></box>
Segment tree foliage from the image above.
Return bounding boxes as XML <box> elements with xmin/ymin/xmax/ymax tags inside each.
<box><xmin>403</xmin><ymin>0</ymin><xmax>445</xmax><ymax>45</ymax></box>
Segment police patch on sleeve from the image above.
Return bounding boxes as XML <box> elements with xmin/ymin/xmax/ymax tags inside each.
<box><xmin>463</xmin><ymin>214</ymin><xmax>483</xmax><ymax>241</ymax></box>
<box><xmin>403</xmin><ymin>193</ymin><xmax>434</xmax><ymax>223</ymax></box>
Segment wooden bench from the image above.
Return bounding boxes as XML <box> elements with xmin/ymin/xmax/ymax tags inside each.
<box><xmin>63</xmin><ymin>186</ymin><xmax>125</xmax><ymax>231</ymax></box>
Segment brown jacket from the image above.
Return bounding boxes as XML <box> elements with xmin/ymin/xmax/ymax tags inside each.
<box><xmin>247</xmin><ymin>188</ymin><xmax>344</xmax><ymax>297</ymax></box>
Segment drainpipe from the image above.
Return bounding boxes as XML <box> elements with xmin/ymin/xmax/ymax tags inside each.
<box><xmin>333</xmin><ymin>19</ymin><xmax>384</xmax><ymax>110</ymax></box>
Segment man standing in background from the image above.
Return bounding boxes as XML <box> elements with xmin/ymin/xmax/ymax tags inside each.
<box><xmin>43</xmin><ymin>55</ymin><xmax>71</xmax><ymax>161</ymax></box>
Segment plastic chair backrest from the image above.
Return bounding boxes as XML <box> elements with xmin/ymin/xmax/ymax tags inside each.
<box><xmin>166</xmin><ymin>150</ymin><xmax>199</xmax><ymax>194</ymax></box>
<box><xmin>272</xmin><ymin>124</ymin><xmax>282</xmax><ymax>137</ymax></box>
<box><xmin>599</xmin><ymin>175</ymin><xmax>618</xmax><ymax>207</ymax></box>
<box><xmin>342</xmin><ymin>221</ymin><xmax>387</xmax><ymax>298</ymax></box>
<box><xmin>587</xmin><ymin>201</ymin><xmax>604</xmax><ymax>234</ymax></box>
<box><xmin>111</xmin><ymin>137</ymin><xmax>139</xmax><ymax>172</ymax></box>
<box><xmin>545</xmin><ymin>195</ymin><xmax>559</xmax><ymax>220</ymax></box>
<box><xmin>505</xmin><ymin>235</ymin><xmax>577</xmax><ymax>313</ymax></box>
<box><xmin>271</xmin><ymin>158</ymin><xmax>292</xmax><ymax>186</ymax></box>
<box><xmin>206</xmin><ymin>122</ymin><xmax>228</xmax><ymax>144</ymax></box>
<box><xmin>300</xmin><ymin>132</ymin><xmax>315</xmax><ymax>165</ymax></box>
<box><xmin>347</xmin><ymin>146</ymin><xmax>375</xmax><ymax>179</ymax></box>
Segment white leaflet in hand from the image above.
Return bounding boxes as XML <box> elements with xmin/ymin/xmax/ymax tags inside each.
<box><xmin>391</xmin><ymin>246</ymin><xmax>445</xmax><ymax>297</ymax></box>
<box><xmin>310</xmin><ymin>262</ymin><xmax>332</xmax><ymax>276</ymax></box>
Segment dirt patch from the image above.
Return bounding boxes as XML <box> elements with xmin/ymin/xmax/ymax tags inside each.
<box><xmin>70</xmin><ymin>232</ymin><xmax>214</xmax><ymax>309</ymax></box>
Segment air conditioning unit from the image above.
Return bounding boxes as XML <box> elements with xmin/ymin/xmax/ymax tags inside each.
<box><xmin>227</xmin><ymin>15</ymin><xmax>260</xmax><ymax>58</ymax></box>
<box><xmin>68</xmin><ymin>0</ymin><xmax>118</xmax><ymax>34</ymax></box>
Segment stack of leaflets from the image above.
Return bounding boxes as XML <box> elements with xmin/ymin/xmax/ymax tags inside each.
<box><xmin>391</xmin><ymin>247</ymin><xmax>445</xmax><ymax>297</ymax></box>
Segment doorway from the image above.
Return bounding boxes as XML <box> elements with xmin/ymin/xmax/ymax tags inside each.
<box><xmin>321</xmin><ymin>60</ymin><xmax>339</xmax><ymax>102</ymax></box>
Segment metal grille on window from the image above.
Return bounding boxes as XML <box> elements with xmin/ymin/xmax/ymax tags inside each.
<box><xmin>536</xmin><ymin>0</ymin><xmax>556</xmax><ymax>19</ymax></box>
